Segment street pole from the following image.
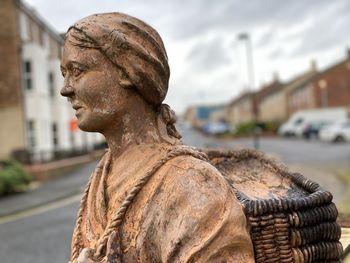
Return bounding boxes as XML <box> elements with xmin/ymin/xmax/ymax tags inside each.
<box><xmin>238</xmin><ymin>33</ymin><xmax>259</xmax><ymax>149</ymax></box>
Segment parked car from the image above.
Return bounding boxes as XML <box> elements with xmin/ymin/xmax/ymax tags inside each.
<box><xmin>202</xmin><ymin>122</ymin><xmax>232</xmax><ymax>135</ymax></box>
<box><xmin>278</xmin><ymin>108</ymin><xmax>347</xmax><ymax>137</ymax></box>
<box><xmin>319</xmin><ymin>119</ymin><xmax>350</xmax><ymax>143</ymax></box>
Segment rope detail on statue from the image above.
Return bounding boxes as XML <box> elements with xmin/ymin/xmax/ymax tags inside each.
<box><xmin>69</xmin><ymin>146</ymin><xmax>208</xmax><ymax>263</ymax></box>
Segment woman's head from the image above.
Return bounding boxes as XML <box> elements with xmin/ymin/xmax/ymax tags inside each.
<box><xmin>65</xmin><ymin>12</ymin><xmax>170</xmax><ymax>106</ymax></box>
<box><xmin>60</xmin><ymin>13</ymin><xmax>181</xmax><ymax>139</ymax></box>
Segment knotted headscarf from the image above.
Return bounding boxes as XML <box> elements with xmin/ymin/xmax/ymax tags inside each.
<box><xmin>66</xmin><ymin>13</ymin><xmax>181</xmax><ymax>139</ymax></box>
<box><xmin>66</xmin><ymin>12</ymin><xmax>169</xmax><ymax>105</ymax></box>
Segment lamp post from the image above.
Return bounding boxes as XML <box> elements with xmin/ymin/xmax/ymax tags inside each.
<box><xmin>237</xmin><ymin>33</ymin><xmax>255</xmax><ymax>91</ymax></box>
<box><xmin>237</xmin><ymin>33</ymin><xmax>259</xmax><ymax>149</ymax></box>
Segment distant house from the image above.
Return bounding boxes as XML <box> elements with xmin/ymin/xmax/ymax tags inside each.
<box><xmin>311</xmin><ymin>50</ymin><xmax>350</xmax><ymax>113</ymax></box>
<box><xmin>286</xmin><ymin>63</ymin><xmax>319</xmax><ymax>116</ymax></box>
<box><xmin>0</xmin><ymin>0</ymin><xmax>103</xmax><ymax>162</ymax></box>
<box><xmin>226</xmin><ymin>92</ymin><xmax>256</xmax><ymax>125</ymax></box>
<box><xmin>287</xmin><ymin>51</ymin><xmax>350</xmax><ymax>116</ymax></box>
<box><xmin>255</xmin><ymin>75</ymin><xmax>283</xmax><ymax>123</ymax></box>
<box><xmin>284</xmin><ymin>63</ymin><xmax>318</xmax><ymax>118</ymax></box>
<box><xmin>184</xmin><ymin>104</ymin><xmax>226</xmax><ymax>128</ymax></box>
<box><xmin>227</xmin><ymin>62</ymin><xmax>318</xmax><ymax>125</ymax></box>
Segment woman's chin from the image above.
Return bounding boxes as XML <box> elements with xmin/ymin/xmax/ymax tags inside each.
<box><xmin>77</xmin><ymin>118</ymin><xmax>103</xmax><ymax>133</ymax></box>
<box><xmin>77</xmin><ymin>118</ymin><xmax>93</xmax><ymax>132</ymax></box>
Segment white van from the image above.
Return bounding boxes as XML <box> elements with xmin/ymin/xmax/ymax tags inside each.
<box><xmin>278</xmin><ymin>108</ymin><xmax>347</xmax><ymax>138</ymax></box>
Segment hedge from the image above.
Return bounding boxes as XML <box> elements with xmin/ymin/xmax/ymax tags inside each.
<box><xmin>0</xmin><ymin>160</ymin><xmax>32</xmax><ymax>196</ymax></box>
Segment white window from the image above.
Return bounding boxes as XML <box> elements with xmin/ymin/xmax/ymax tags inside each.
<box><xmin>27</xmin><ymin>120</ymin><xmax>36</xmax><ymax>148</ymax></box>
<box><xmin>19</xmin><ymin>12</ymin><xmax>29</xmax><ymax>41</ymax></box>
<box><xmin>23</xmin><ymin>60</ymin><xmax>33</xmax><ymax>91</ymax></box>
<box><xmin>48</xmin><ymin>72</ymin><xmax>55</xmax><ymax>97</ymax></box>
<box><xmin>52</xmin><ymin>122</ymin><xmax>59</xmax><ymax>147</ymax></box>
<box><xmin>43</xmin><ymin>32</ymin><xmax>49</xmax><ymax>49</ymax></box>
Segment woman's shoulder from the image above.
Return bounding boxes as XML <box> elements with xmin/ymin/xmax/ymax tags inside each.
<box><xmin>155</xmin><ymin>152</ymin><xmax>234</xmax><ymax>203</ymax></box>
<box><xmin>138</xmin><ymin>150</ymin><xmax>254</xmax><ymax>262</ymax></box>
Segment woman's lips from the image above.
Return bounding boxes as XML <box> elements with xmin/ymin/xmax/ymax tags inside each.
<box><xmin>72</xmin><ymin>104</ymin><xmax>84</xmax><ymax>116</ymax></box>
<box><xmin>72</xmin><ymin>105</ymin><xmax>82</xmax><ymax>110</ymax></box>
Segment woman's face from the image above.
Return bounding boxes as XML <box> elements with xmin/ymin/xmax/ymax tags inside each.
<box><xmin>60</xmin><ymin>38</ymin><xmax>130</xmax><ymax>133</ymax></box>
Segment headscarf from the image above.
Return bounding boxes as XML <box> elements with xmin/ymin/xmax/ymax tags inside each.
<box><xmin>67</xmin><ymin>13</ymin><xmax>170</xmax><ymax>105</ymax></box>
<box><xmin>66</xmin><ymin>13</ymin><xmax>180</xmax><ymax>138</ymax></box>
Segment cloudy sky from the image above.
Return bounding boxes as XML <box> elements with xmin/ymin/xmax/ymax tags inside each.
<box><xmin>24</xmin><ymin>0</ymin><xmax>350</xmax><ymax>113</ymax></box>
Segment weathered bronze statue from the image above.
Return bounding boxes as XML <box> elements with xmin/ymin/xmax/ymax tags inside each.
<box><xmin>60</xmin><ymin>13</ymin><xmax>254</xmax><ymax>263</ymax></box>
<box><xmin>61</xmin><ymin>13</ymin><xmax>342</xmax><ymax>263</ymax></box>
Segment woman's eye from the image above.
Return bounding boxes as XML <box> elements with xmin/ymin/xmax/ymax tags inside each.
<box><xmin>72</xmin><ymin>68</ymin><xmax>83</xmax><ymax>77</ymax></box>
<box><xmin>61</xmin><ymin>69</ymin><xmax>66</xmax><ymax>78</ymax></box>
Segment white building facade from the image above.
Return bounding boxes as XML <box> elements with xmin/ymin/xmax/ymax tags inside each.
<box><xmin>0</xmin><ymin>0</ymin><xmax>104</xmax><ymax>162</ymax></box>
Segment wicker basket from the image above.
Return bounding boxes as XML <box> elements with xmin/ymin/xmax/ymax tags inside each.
<box><xmin>207</xmin><ymin>149</ymin><xmax>343</xmax><ymax>263</ymax></box>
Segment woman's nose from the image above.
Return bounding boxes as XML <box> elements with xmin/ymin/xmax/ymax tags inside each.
<box><xmin>60</xmin><ymin>85</ymin><xmax>74</xmax><ymax>97</ymax></box>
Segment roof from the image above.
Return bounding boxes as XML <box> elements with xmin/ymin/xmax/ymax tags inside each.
<box><xmin>314</xmin><ymin>57</ymin><xmax>349</xmax><ymax>79</ymax></box>
<box><xmin>255</xmin><ymin>80</ymin><xmax>283</xmax><ymax>101</ymax></box>
<box><xmin>286</xmin><ymin>54</ymin><xmax>350</xmax><ymax>94</ymax></box>
<box><xmin>16</xmin><ymin>0</ymin><xmax>64</xmax><ymax>44</ymax></box>
<box><xmin>282</xmin><ymin>69</ymin><xmax>318</xmax><ymax>95</ymax></box>
<box><xmin>228</xmin><ymin>91</ymin><xmax>255</xmax><ymax>107</ymax></box>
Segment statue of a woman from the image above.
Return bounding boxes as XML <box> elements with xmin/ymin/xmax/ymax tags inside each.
<box><xmin>60</xmin><ymin>12</ymin><xmax>254</xmax><ymax>263</ymax></box>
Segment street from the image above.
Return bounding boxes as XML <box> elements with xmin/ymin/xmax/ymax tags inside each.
<box><xmin>0</xmin><ymin>202</ymin><xmax>78</xmax><ymax>263</ymax></box>
<box><xmin>0</xmin><ymin>126</ymin><xmax>349</xmax><ymax>263</ymax></box>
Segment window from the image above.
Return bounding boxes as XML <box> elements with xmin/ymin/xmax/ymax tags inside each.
<box><xmin>19</xmin><ymin>12</ymin><xmax>29</xmax><ymax>41</ymax></box>
<box><xmin>23</xmin><ymin>61</ymin><xmax>32</xmax><ymax>90</ymax></box>
<box><xmin>70</xmin><ymin>132</ymin><xmax>75</xmax><ymax>148</ymax></box>
<box><xmin>48</xmin><ymin>72</ymin><xmax>55</xmax><ymax>97</ymax></box>
<box><xmin>31</xmin><ymin>22</ymin><xmax>39</xmax><ymax>44</ymax></box>
<box><xmin>27</xmin><ymin>120</ymin><xmax>36</xmax><ymax>148</ymax></box>
<box><xmin>52</xmin><ymin>123</ymin><xmax>59</xmax><ymax>147</ymax></box>
<box><xmin>38</xmin><ymin>27</ymin><xmax>44</xmax><ymax>46</ymax></box>
<box><xmin>294</xmin><ymin>118</ymin><xmax>303</xmax><ymax>125</ymax></box>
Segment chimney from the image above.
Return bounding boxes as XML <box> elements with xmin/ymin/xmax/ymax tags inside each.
<box><xmin>272</xmin><ymin>71</ymin><xmax>279</xmax><ymax>83</ymax></box>
<box><xmin>310</xmin><ymin>59</ymin><xmax>317</xmax><ymax>72</ymax></box>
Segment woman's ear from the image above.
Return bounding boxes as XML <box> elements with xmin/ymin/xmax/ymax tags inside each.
<box><xmin>120</xmin><ymin>78</ymin><xmax>133</xmax><ymax>89</ymax></box>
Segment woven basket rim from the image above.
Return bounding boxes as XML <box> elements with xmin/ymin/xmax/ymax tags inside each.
<box><xmin>205</xmin><ymin>149</ymin><xmax>333</xmax><ymax>216</ymax></box>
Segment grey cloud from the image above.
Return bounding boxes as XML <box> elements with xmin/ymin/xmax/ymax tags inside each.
<box><xmin>268</xmin><ymin>47</ymin><xmax>286</xmax><ymax>60</ymax></box>
<box><xmin>291</xmin><ymin>2</ymin><xmax>350</xmax><ymax>56</ymax></box>
<box><xmin>163</xmin><ymin>0</ymin><xmax>336</xmax><ymax>40</ymax></box>
<box><xmin>256</xmin><ymin>29</ymin><xmax>276</xmax><ymax>48</ymax></box>
<box><xmin>25</xmin><ymin>0</ymin><xmax>350</xmax><ymax>112</ymax></box>
<box><xmin>186</xmin><ymin>36</ymin><xmax>231</xmax><ymax>72</ymax></box>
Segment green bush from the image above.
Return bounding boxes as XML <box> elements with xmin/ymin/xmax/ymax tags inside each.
<box><xmin>264</xmin><ymin>121</ymin><xmax>282</xmax><ymax>133</ymax></box>
<box><xmin>0</xmin><ymin>160</ymin><xmax>32</xmax><ymax>196</ymax></box>
<box><xmin>235</xmin><ymin>122</ymin><xmax>256</xmax><ymax>135</ymax></box>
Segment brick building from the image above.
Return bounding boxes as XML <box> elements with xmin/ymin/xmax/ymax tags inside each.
<box><xmin>0</xmin><ymin>0</ymin><xmax>103</xmax><ymax>162</ymax></box>
<box><xmin>312</xmin><ymin>50</ymin><xmax>350</xmax><ymax>112</ymax></box>
<box><xmin>287</xmin><ymin>52</ymin><xmax>350</xmax><ymax>116</ymax></box>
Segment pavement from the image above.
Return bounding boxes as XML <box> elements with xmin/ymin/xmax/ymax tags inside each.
<box><xmin>0</xmin><ymin>160</ymin><xmax>97</xmax><ymax>217</ymax></box>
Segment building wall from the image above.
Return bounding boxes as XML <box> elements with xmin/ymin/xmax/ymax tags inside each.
<box><xmin>258</xmin><ymin>91</ymin><xmax>286</xmax><ymax>123</ymax></box>
<box><xmin>229</xmin><ymin>97</ymin><xmax>255</xmax><ymax>124</ymax></box>
<box><xmin>313</xmin><ymin>59</ymin><xmax>350</xmax><ymax>112</ymax></box>
<box><xmin>287</xmin><ymin>84</ymin><xmax>315</xmax><ymax>115</ymax></box>
<box><xmin>0</xmin><ymin>0</ymin><xmax>26</xmax><ymax>159</ymax></box>
<box><xmin>284</xmin><ymin>69</ymin><xmax>318</xmax><ymax>117</ymax></box>
<box><xmin>22</xmin><ymin>36</ymin><xmax>55</xmax><ymax>159</ymax></box>
<box><xmin>0</xmin><ymin>0</ymin><xmax>104</xmax><ymax>161</ymax></box>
